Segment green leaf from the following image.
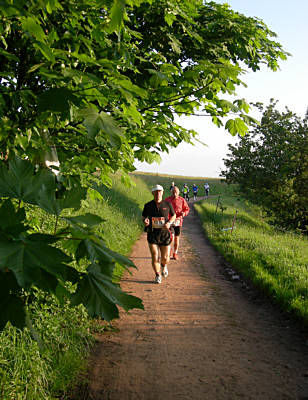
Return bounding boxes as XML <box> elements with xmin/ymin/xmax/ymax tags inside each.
<box><xmin>55</xmin><ymin>283</ymin><xmax>71</xmax><ymax>305</ymax></box>
<box><xmin>71</xmin><ymin>263</ymin><xmax>143</xmax><ymax>321</ymax></box>
<box><xmin>108</xmin><ymin>0</ymin><xmax>126</xmax><ymax>32</ymax></box>
<box><xmin>79</xmin><ymin>108</ymin><xmax>123</xmax><ymax>146</ymax></box>
<box><xmin>0</xmin><ymin>294</ymin><xmax>26</xmax><ymax>330</ymax></box>
<box><xmin>0</xmin><ymin>157</ymin><xmax>56</xmax><ymax>205</ymax></box>
<box><xmin>160</xmin><ymin>63</ymin><xmax>179</xmax><ymax>74</ymax></box>
<box><xmin>114</xmin><ymin>78</ymin><xmax>148</xmax><ymax>98</ymax></box>
<box><xmin>218</xmin><ymin>99</ymin><xmax>238</xmax><ymax>113</ymax></box>
<box><xmin>234</xmin><ymin>98</ymin><xmax>250</xmax><ymax>113</ymax></box>
<box><xmin>211</xmin><ymin>115</ymin><xmax>223</xmax><ymax>128</ymax></box>
<box><xmin>164</xmin><ymin>12</ymin><xmax>176</xmax><ymax>27</ymax></box>
<box><xmin>0</xmin><ymin>234</ymin><xmax>72</xmax><ymax>288</ymax></box>
<box><xmin>134</xmin><ymin>149</ymin><xmax>162</xmax><ymax>164</ymax></box>
<box><xmin>240</xmin><ymin>113</ymin><xmax>260</xmax><ymax>126</ymax></box>
<box><xmin>90</xmin><ymin>180</ymin><xmax>113</xmax><ymax>198</ymax></box>
<box><xmin>147</xmin><ymin>69</ymin><xmax>169</xmax><ymax>85</ymax></box>
<box><xmin>167</xmin><ymin>34</ymin><xmax>181</xmax><ymax>54</ymax></box>
<box><xmin>0</xmin><ymin>199</ymin><xmax>27</xmax><ymax>237</ymax></box>
<box><xmin>21</xmin><ymin>16</ymin><xmax>47</xmax><ymax>42</ymax></box>
<box><xmin>45</xmin><ymin>0</ymin><xmax>63</xmax><ymax>14</ymax></box>
<box><xmin>38</xmin><ymin>88</ymin><xmax>80</xmax><ymax>113</ymax></box>
<box><xmin>0</xmin><ymin>270</ymin><xmax>26</xmax><ymax>329</ymax></box>
<box><xmin>33</xmin><ymin>268</ymin><xmax>59</xmax><ymax>292</ymax></box>
<box><xmin>38</xmin><ymin>182</ymin><xmax>87</xmax><ymax>216</ymax></box>
<box><xmin>122</xmin><ymin>103</ymin><xmax>143</xmax><ymax>126</ymax></box>
<box><xmin>225</xmin><ymin>118</ymin><xmax>248</xmax><ymax>136</ymax></box>
<box><xmin>0</xmin><ymin>48</ymin><xmax>18</xmax><ymax>62</ymax></box>
<box><xmin>15</xmin><ymin>133</ymin><xmax>29</xmax><ymax>150</ymax></box>
<box><xmin>64</xmin><ymin>213</ymin><xmax>103</xmax><ymax>227</ymax></box>
<box><xmin>83</xmin><ymin>237</ymin><xmax>135</xmax><ymax>268</ymax></box>
<box><xmin>34</xmin><ymin>42</ymin><xmax>55</xmax><ymax>62</ymax></box>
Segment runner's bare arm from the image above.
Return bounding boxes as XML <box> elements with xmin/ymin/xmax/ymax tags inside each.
<box><xmin>182</xmin><ymin>199</ymin><xmax>190</xmax><ymax>217</ymax></box>
<box><xmin>166</xmin><ymin>209</ymin><xmax>176</xmax><ymax>228</ymax></box>
<box><xmin>168</xmin><ymin>214</ymin><xmax>176</xmax><ymax>225</ymax></box>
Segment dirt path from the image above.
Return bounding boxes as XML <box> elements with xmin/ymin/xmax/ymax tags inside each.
<box><xmin>80</xmin><ymin>202</ymin><xmax>308</xmax><ymax>400</ymax></box>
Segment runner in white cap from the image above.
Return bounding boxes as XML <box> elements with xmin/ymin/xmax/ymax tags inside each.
<box><xmin>142</xmin><ymin>185</ymin><xmax>176</xmax><ymax>283</ymax></box>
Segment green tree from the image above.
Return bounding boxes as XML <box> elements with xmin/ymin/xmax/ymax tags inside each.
<box><xmin>0</xmin><ymin>0</ymin><xmax>289</xmax><ymax>329</ymax></box>
<box><xmin>222</xmin><ymin>101</ymin><xmax>308</xmax><ymax>233</ymax></box>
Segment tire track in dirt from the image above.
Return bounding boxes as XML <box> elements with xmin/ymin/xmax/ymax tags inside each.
<box><xmin>78</xmin><ymin>203</ymin><xmax>308</xmax><ymax>400</ymax></box>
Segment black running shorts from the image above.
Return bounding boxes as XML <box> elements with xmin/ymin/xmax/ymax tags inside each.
<box><xmin>147</xmin><ymin>228</ymin><xmax>172</xmax><ymax>246</ymax></box>
<box><xmin>173</xmin><ymin>226</ymin><xmax>181</xmax><ymax>237</ymax></box>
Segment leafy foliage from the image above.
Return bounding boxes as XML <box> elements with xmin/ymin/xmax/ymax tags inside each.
<box><xmin>221</xmin><ymin>101</ymin><xmax>308</xmax><ymax>234</ymax></box>
<box><xmin>0</xmin><ymin>157</ymin><xmax>143</xmax><ymax>329</ymax></box>
<box><xmin>1</xmin><ymin>0</ymin><xmax>288</xmax><ymax>169</ymax></box>
<box><xmin>0</xmin><ymin>0</ymin><xmax>288</xmax><ymax>329</ymax></box>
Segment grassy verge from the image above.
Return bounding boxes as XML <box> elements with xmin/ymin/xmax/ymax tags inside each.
<box><xmin>0</xmin><ymin>297</ymin><xmax>93</xmax><ymax>400</ymax></box>
<box><xmin>194</xmin><ymin>188</ymin><xmax>308</xmax><ymax>326</ymax></box>
<box><xmin>0</xmin><ymin>173</ymin><xmax>150</xmax><ymax>400</ymax></box>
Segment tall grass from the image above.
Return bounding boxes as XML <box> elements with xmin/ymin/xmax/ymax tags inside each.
<box><xmin>0</xmin><ymin>298</ymin><xmax>92</xmax><ymax>400</ymax></box>
<box><xmin>86</xmin><ymin>172</ymin><xmax>150</xmax><ymax>255</ymax></box>
<box><xmin>0</xmin><ymin>325</ymin><xmax>49</xmax><ymax>400</ymax></box>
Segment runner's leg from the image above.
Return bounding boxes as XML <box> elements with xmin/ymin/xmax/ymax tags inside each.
<box><xmin>148</xmin><ymin>243</ymin><xmax>161</xmax><ymax>276</ymax></box>
<box><xmin>170</xmin><ymin>232</ymin><xmax>175</xmax><ymax>255</ymax></box>
<box><xmin>160</xmin><ymin>245</ymin><xmax>170</xmax><ymax>267</ymax></box>
<box><xmin>174</xmin><ymin>235</ymin><xmax>180</xmax><ymax>254</ymax></box>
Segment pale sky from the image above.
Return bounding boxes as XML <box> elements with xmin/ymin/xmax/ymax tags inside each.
<box><xmin>134</xmin><ymin>0</ymin><xmax>308</xmax><ymax>178</ymax></box>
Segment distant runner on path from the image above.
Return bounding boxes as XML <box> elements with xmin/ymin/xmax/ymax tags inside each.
<box><xmin>165</xmin><ymin>186</ymin><xmax>189</xmax><ymax>260</ymax></box>
<box><xmin>204</xmin><ymin>182</ymin><xmax>210</xmax><ymax>197</ymax></box>
<box><xmin>182</xmin><ymin>183</ymin><xmax>190</xmax><ymax>201</ymax></box>
<box><xmin>142</xmin><ymin>184</ymin><xmax>176</xmax><ymax>284</ymax></box>
<box><xmin>192</xmin><ymin>184</ymin><xmax>198</xmax><ymax>200</ymax></box>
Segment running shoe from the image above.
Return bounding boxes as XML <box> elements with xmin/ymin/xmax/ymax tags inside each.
<box><xmin>162</xmin><ymin>266</ymin><xmax>168</xmax><ymax>278</ymax></box>
<box><xmin>154</xmin><ymin>275</ymin><xmax>162</xmax><ymax>284</ymax></box>
<box><xmin>173</xmin><ymin>253</ymin><xmax>178</xmax><ymax>260</ymax></box>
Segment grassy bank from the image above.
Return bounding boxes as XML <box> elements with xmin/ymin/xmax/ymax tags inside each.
<box><xmin>0</xmin><ymin>173</ymin><xmax>150</xmax><ymax>400</ymax></box>
<box><xmin>194</xmin><ymin>187</ymin><xmax>308</xmax><ymax>326</ymax></box>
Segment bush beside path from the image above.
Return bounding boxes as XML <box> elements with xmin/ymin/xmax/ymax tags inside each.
<box><xmin>74</xmin><ymin>204</ymin><xmax>308</xmax><ymax>400</ymax></box>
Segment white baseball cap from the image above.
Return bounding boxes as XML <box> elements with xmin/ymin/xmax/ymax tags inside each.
<box><xmin>151</xmin><ymin>184</ymin><xmax>164</xmax><ymax>192</ymax></box>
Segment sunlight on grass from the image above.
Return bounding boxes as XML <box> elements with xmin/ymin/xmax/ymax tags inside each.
<box><xmin>195</xmin><ymin>188</ymin><xmax>308</xmax><ymax>325</ymax></box>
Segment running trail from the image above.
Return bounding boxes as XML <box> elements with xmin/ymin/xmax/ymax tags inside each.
<box><xmin>76</xmin><ymin>202</ymin><xmax>308</xmax><ymax>400</ymax></box>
